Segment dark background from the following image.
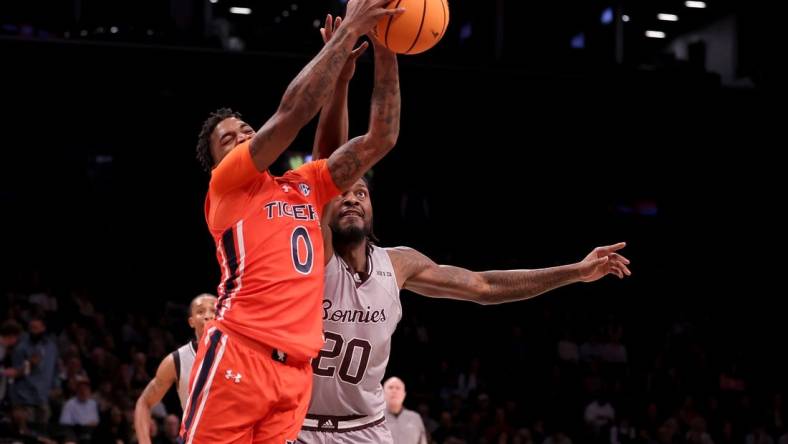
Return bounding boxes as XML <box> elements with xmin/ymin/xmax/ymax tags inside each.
<box><xmin>1</xmin><ymin>0</ymin><xmax>784</xmax><ymax>443</ymax></box>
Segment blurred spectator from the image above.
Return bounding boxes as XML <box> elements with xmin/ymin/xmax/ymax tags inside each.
<box><xmin>5</xmin><ymin>317</ymin><xmax>58</xmax><ymax>427</ymax></box>
<box><xmin>686</xmin><ymin>417</ymin><xmax>715</xmax><ymax>444</ymax></box>
<box><xmin>584</xmin><ymin>394</ymin><xmax>615</xmax><ymax>440</ymax></box>
<box><xmin>154</xmin><ymin>414</ymin><xmax>181</xmax><ymax>444</ymax></box>
<box><xmin>746</xmin><ymin>423</ymin><xmax>775</xmax><ymax>444</ymax></box>
<box><xmin>92</xmin><ymin>404</ymin><xmax>131</xmax><ymax>443</ymax></box>
<box><xmin>59</xmin><ymin>377</ymin><xmax>99</xmax><ymax>427</ymax></box>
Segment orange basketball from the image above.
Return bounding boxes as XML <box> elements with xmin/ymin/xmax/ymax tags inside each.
<box><xmin>376</xmin><ymin>0</ymin><xmax>449</xmax><ymax>55</ymax></box>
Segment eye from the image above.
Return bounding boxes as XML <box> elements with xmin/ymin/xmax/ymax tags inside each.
<box><xmin>356</xmin><ymin>191</ymin><xmax>367</xmax><ymax>199</ymax></box>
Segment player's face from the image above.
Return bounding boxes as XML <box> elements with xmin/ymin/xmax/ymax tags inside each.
<box><xmin>210</xmin><ymin>118</ymin><xmax>256</xmax><ymax>167</ymax></box>
<box><xmin>188</xmin><ymin>297</ymin><xmax>217</xmax><ymax>339</ymax></box>
<box><xmin>327</xmin><ymin>179</ymin><xmax>373</xmax><ymax>241</ymax></box>
<box><xmin>384</xmin><ymin>378</ymin><xmax>406</xmax><ymax>406</ymax></box>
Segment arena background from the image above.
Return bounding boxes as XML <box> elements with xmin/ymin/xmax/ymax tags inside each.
<box><xmin>0</xmin><ymin>0</ymin><xmax>783</xmax><ymax>443</ymax></box>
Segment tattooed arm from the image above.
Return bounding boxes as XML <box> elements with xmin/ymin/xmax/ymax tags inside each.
<box><xmin>313</xmin><ymin>15</ymin><xmax>369</xmax><ymax>161</ymax></box>
<box><xmin>386</xmin><ymin>243</ymin><xmax>631</xmax><ymax>305</ymax></box>
<box><xmin>248</xmin><ymin>0</ymin><xmax>402</xmax><ymax>172</ymax></box>
<box><xmin>134</xmin><ymin>355</ymin><xmax>177</xmax><ymax>444</ymax></box>
<box><xmin>327</xmin><ymin>38</ymin><xmax>400</xmax><ymax>191</ymax></box>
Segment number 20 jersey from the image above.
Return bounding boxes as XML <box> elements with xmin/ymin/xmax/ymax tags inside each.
<box><xmin>307</xmin><ymin>246</ymin><xmax>403</xmax><ymax>420</ymax></box>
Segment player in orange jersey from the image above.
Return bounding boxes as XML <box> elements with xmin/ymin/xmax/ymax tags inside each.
<box><xmin>181</xmin><ymin>1</ymin><xmax>405</xmax><ymax>443</ymax></box>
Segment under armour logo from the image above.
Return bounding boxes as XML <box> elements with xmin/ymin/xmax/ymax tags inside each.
<box><xmin>272</xmin><ymin>349</ymin><xmax>287</xmax><ymax>363</ymax></box>
<box><xmin>224</xmin><ymin>369</ymin><xmax>242</xmax><ymax>383</ymax></box>
<box><xmin>282</xmin><ymin>184</ymin><xmax>291</xmax><ymax>193</ymax></box>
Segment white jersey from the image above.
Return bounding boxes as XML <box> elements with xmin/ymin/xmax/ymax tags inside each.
<box><xmin>172</xmin><ymin>341</ymin><xmax>197</xmax><ymax>411</ymax></box>
<box><xmin>304</xmin><ymin>245</ymin><xmax>402</xmax><ymax>432</ymax></box>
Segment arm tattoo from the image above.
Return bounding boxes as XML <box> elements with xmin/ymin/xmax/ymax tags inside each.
<box><xmin>280</xmin><ymin>28</ymin><xmax>355</xmax><ymax>126</ymax></box>
<box><xmin>481</xmin><ymin>265</ymin><xmax>579</xmax><ymax>303</ymax></box>
<box><xmin>368</xmin><ymin>51</ymin><xmax>400</xmax><ymax>141</ymax></box>
<box><xmin>329</xmin><ymin>139</ymin><xmax>364</xmax><ymax>189</ymax></box>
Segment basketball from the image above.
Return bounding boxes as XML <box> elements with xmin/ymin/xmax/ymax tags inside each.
<box><xmin>376</xmin><ymin>0</ymin><xmax>450</xmax><ymax>55</ymax></box>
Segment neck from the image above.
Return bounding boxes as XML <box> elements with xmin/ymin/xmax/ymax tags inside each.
<box><xmin>336</xmin><ymin>241</ymin><xmax>369</xmax><ymax>274</ymax></box>
<box><xmin>389</xmin><ymin>405</ymin><xmax>404</xmax><ymax>415</ymax></box>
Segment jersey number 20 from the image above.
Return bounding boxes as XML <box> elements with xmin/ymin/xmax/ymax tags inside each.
<box><xmin>312</xmin><ymin>331</ymin><xmax>372</xmax><ymax>385</ymax></box>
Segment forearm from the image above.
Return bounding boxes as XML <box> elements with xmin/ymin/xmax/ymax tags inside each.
<box><xmin>326</xmin><ymin>48</ymin><xmax>400</xmax><ymax>190</ymax></box>
<box><xmin>279</xmin><ymin>27</ymin><xmax>359</xmax><ymax>129</ymax></box>
<box><xmin>367</xmin><ymin>48</ymin><xmax>400</xmax><ymax>144</ymax></box>
<box><xmin>313</xmin><ymin>81</ymin><xmax>350</xmax><ymax>160</ymax></box>
<box><xmin>480</xmin><ymin>263</ymin><xmax>582</xmax><ymax>304</ymax></box>
<box><xmin>134</xmin><ymin>398</ymin><xmax>153</xmax><ymax>444</ymax></box>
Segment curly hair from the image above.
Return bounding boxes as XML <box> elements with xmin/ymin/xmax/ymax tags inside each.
<box><xmin>196</xmin><ymin>108</ymin><xmax>242</xmax><ymax>172</ymax></box>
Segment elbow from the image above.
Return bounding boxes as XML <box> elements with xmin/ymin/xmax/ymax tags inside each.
<box><xmin>476</xmin><ymin>293</ymin><xmax>494</xmax><ymax>306</ymax></box>
<box><xmin>385</xmin><ymin>130</ymin><xmax>400</xmax><ymax>150</ymax></box>
<box><xmin>135</xmin><ymin>395</ymin><xmax>151</xmax><ymax>412</ymax></box>
<box><xmin>474</xmin><ymin>284</ymin><xmax>495</xmax><ymax>306</ymax></box>
<box><xmin>367</xmin><ymin>129</ymin><xmax>399</xmax><ymax>154</ymax></box>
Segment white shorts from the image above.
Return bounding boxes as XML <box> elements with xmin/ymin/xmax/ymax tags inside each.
<box><xmin>297</xmin><ymin>422</ymin><xmax>393</xmax><ymax>444</ymax></box>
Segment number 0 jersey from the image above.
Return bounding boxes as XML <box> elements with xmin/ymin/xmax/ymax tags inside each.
<box><xmin>204</xmin><ymin>141</ymin><xmax>340</xmax><ymax>361</ymax></box>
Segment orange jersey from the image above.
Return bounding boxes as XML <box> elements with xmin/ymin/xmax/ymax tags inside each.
<box><xmin>204</xmin><ymin>141</ymin><xmax>340</xmax><ymax>361</ymax></box>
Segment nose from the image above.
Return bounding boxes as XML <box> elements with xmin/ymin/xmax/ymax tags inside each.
<box><xmin>236</xmin><ymin>132</ymin><xmax>252</xmax><ymax>144</ymax></box>
<box><xmin>342</xmin><ymin>193</ymin><xmax>360</xmax><ymax>206</ymax></box>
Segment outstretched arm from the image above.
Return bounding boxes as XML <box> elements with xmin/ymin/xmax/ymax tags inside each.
<box><xmin>387</xmin><ymin>243</ymin><xmax>631</xmax><ymax>305</ymax></box>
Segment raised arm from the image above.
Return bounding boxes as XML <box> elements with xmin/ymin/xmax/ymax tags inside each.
<box><xmin>326</xmin><ymin>36</ymin><xmax>401</xmax><ymax>190</ymax></box>
<box><xmin>248</xmin><ymin>0</ymin><xmax>402</xmax><ymax>172</ymax></box>
<box><xmin>313</xmin><ymin>15</ymin><xmax>369</xmax><ymax>161</ymax></box>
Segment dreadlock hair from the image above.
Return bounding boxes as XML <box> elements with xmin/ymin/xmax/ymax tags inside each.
<box><xmin>196</xmin><ymin>108</ymin><xmax>243</xmax><ymax>172</ymax></box>
<box><xmin>360</xmin><ymin>174</ymin><xmax>381</xmax><ymax>248</ymax></box>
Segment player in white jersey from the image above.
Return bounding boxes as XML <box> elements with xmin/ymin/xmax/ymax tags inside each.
<box><xmin>297</xmin><ymin>18</ymin><xmax>632</xmax><ymax>444</ymax></box>
<box><xmin>134</xmin><ymin>294</ymin><xmax>217</xmax><ymax>444</ymax></box>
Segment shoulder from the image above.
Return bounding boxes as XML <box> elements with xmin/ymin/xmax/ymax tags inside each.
<box><xmin>405</xmin><ymin>409</ymin><xmax>423</xmax><ymax>420</ymax></box>
<box><xmin>386</xmin><ymin>246</ymin><xmax>433</xmax><ymax>273</ymax></box>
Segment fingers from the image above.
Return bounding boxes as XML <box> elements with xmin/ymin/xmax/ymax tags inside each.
<box><xmin>321</xmin><ymin>14</ymin><xmax>335</xmax><ymax>43</ymax></box>
<box><xmin>351</xmin><ymin>40</ymin><xmax>370</xmax><ymax>58</ymax></box>
<box><xmin>596</xmin><ymin>242</ymin><xmax>627</xmax><ymax>256</ymax></box>
<box><xmin>381</xmin><ymin>7</ymin><xmax>406</xmax><ymax>17</ymax></box>
<box><xmin>589</xmin><ymin>256</ymin><xmax>610</xmax><ymax>267</ymax></box>
<box><xmin>609</xmin><ymin>253</ymin><xmax>631</xmax><ymax>275</ymax></box>
<box><xmin>609</xmin><ymin>253</ymin><xmax>630</xmax><ymax>265</ymax></box>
